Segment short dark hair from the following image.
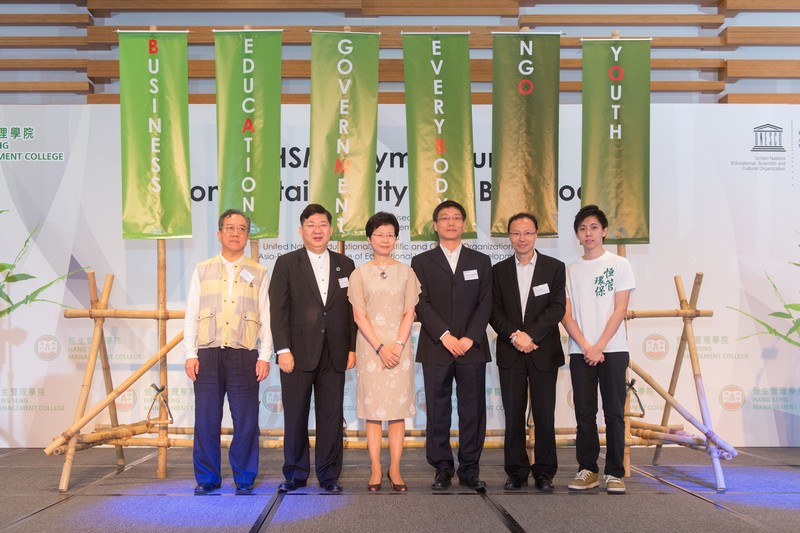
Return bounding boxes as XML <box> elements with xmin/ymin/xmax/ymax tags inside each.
<box><xmin>218</xmin><ymin>209</ymin><xmax>251</xmax><ymax>232</ymax></box>
<box><xmin>300</xmin><ymin>203</ymin><xmax>332</xmax><ymax>224</ymax></box>
<box><xmin>432</xmin><ymin>200</ymin><xmax>466</xmax><ymax>222</ymax></box>
<box><xmin>506</xmin><ymin>212</ymin><xmax>538</xmax><ymax>233</ymax></box>
<box><xmin>573</xmin><ymin>204</ymin><xmax>609</xmax><ymax>234</ymax></box>
<box><xmin>366</xmin><ymin>211</ymin><xmax>399</xmax><ymax>238</ymax></box>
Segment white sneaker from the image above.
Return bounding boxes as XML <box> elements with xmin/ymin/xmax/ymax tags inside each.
<box><xmin>568</xmin><ymin>469</ymin><xmax>599</xmax><ymax>490</ymax></box>
<box><xmin>604</xmin><ymin>475</ymin><xmax>626</xmax><ymax>494</ymax></box>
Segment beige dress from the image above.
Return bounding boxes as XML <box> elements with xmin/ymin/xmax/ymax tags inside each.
<box><xmin>348</xmin><ymin>262</ymin><xmax>421</xmax><ymax>421</ymax></box>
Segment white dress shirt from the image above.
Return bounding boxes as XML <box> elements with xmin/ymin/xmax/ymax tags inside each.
<box><xmin>440</xmin><ymin>243</ymin><xmax>462</xmax><ymax>274</ymax></box>
<box><xmin>515</xmin><ymin>251</ymin><xmax>538</xmax><ymax>318</ymax></box>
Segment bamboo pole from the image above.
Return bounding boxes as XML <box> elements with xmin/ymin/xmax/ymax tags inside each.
<box><xmin>630</xmin><ymin>419</ymin><xmax>685</xmax><ymax>433</ymax></box>
<box><xmin>616</xmin><ymin>241</ymin><xmax>632</xmax><ymax>477</ymax></box>
<box><xmin>64</xmin><ymin>309</ymin><xmax>185</xmax><ymax>320</ymax></box>
<box><xmin>630</xmin><ymin>427</ymin><xmax>706</xmax><ymax>447</ymax></box>
<box><xmin>156</xmin><ymin>239</ymin><xmax>168</xmax><ymax>479</ymax></box>
<box><xmin>78</xmin><ymin>423</ymin><xmax>151</xmax><ymax>444</ymax></box>
<box><xmin>44</xmin><ymin>332</ymin><xmax>184</xmax><ymax>456</ymax></box>
<box><xmin>58</xmin><ymin>273</ymin><xmax>114</xmax><ymax>492</ymax></box>
<box><xmin>90</xmin><ymin>273</ymin><xmax>126</xmax><ymax>469</ymax></box>
<box><xmin>675</xmin><ymin>276</ymin><xmax>727</xmax><ymax>490</ymax></box>
<box><xmin>653</xmin><ymin>273</ymin><xmax>704</xmax><ymax>465</ymax></box>
<box><xmin>626</xmin><ymin>308</ymin><xmax>712</xmax><ymax>319</ymax></box>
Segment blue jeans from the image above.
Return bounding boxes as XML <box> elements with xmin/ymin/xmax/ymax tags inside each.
<box><xmin>569</xmin><ymin>351</ymin><xmax>629</xmax><ymax>478</ymax></box>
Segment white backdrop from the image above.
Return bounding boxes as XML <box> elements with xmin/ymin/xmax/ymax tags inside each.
<box><xmin>0</xmin><ymin>103</ymin><xmax>797</xmax><ymax>447</ymax></box>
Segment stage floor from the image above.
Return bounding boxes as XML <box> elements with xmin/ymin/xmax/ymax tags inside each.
<box><xmin>0</xmin><ymin>446</ymin><xmax>797</xmax><ymax>532</ymax></box>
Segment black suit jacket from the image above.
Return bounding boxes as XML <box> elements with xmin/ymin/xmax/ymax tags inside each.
<box><xmin>269</xmin><ymin>247</ymin><xmax>356</xmax><ymax>373</ymax></box>
<box><xmin>411</xmin><ymin>244</ymin><xmax>492</xmax><ymax>365</ymax></box>
<box><xmin>490</xmin><ymin>251</ymin><xmax>566</xmax><ymax>371</ymax></box>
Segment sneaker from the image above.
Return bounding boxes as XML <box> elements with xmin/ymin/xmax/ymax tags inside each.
<box><xmin>568</xmin><ymin>469</ymin><xmax>599</xmax><ymax>491</ymax></box>
<box><xmin>604</xmin><ymin>475</ymin><xmax>626</xmax><ymax>494</ymax></box>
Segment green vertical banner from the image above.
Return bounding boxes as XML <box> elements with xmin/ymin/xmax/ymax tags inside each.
<box><xmin>309</xmin><ymin>31</ymin><xmax>379</xmax><ymax>241</ymax></box>
<box><xmin>119</xmin><ymin>31</ymin><xmax>191</xmax><ymax>239</ymax></box>
<box><xmin>490</xmin><ymin>32</ymin><xmax>560</xmax><ymax>237</ymax></box>
<box><xmin>402</xmin><ymin>33</ymin><xmax>476</xmax><ymax>241</ymax></box>
<box><xmin>214</xmin><ymin>30</ymin><xmax>282</xmax><ymax>239</ymax></box>
<box><xmin>581</xmin><ymin>39</ymin><xmax>651</xmax><ymax>243</ymax></box>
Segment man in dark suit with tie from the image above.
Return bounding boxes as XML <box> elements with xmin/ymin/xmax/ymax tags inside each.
<box><xmin>269</xmin><ymin>204</ymin><xmax>356</xmax><ymax>493</ymax></box>
<box><xmin>411</xmin><ymin>200</ymin><xmax>492</xmax><ymax>491</ymax></box>
<box><xmin>490</xmin><ymin>212</ymin><xmax>566</xmax><ymax>491</ymax></box>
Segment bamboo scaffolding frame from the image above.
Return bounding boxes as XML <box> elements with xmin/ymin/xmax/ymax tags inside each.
<box><xmin>653</xmin><ymin>273</ymin><xmax>704</xmax><ymax>465</ymax></box>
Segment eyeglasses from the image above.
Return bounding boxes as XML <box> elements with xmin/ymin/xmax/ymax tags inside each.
<box><xmin>509</xmin><ymin>231</ymin><xmax>537</xmax><ymax>239</ymax></box>
<box><xmin>436</xmin><ymin>216</ymin><xmax>464</xmax><ymax>223</ymax></box>
<box><xmin>222</xmin><ymin>225</ymin><xmax>248</xmax><ymax>235</ymax></box>
<box><xmin>304</xmin><ymin>222</ymin><xmax>330</xmax><ymax>230</ymax></box>
<box><xmin>371</xmin><ymin>233</ymin><xmax>396</xmax><ymax>240</ymax></box>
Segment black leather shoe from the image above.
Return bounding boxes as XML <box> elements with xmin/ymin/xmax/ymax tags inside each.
<box><xmin>459</xmin><ymin>477</ymin><xmax>487</xmax><ymax>491</ymax></box>
<box><xmin>278</xmin><ymin>478</ymin><xmax>307</xmax><ymax>492</ymax></box>
<box><xmin>235</xmin><ymin>483</ymin><xmax>254</xmax><ymax>495</ymax></box>
<box><xmin>320</xmin><ymin>480</ymin><xmax>343</xmax><ymax>493</ymax></box>
<box><xmin>503</xmin><ymin>476</ymin><xmax>528</xmax><ymax>490</ymax></box>
<box><xmin>431</xmin><ymin>472</ymin><xmax>452</xmax><ymax>491</ymax></box>
<box><xmin>534</xmin><ymin>475</ymin><xmax>554</xmax><ymax>492</ymax></box>
<box><xmin>193</xmin><ymin>482</ymin><xmax>220</xmax><ymax>495</ymax></box>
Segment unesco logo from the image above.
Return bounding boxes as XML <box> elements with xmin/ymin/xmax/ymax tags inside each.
<box><xmin>115</xmin><ymin>390</ymin><xmax>137</xmax><ymax>412</ymax></box>
<box><xmin>262</xmin><ymin>386</ymin><xmax>283</xmax><ymax>412</ymax></box>
<box><xmin>719</xmin><ymin>384</ymin><xmax>745</xmax><ymax>411</ymax></box>
<box><xmin>34</xmin><ymin>335</ymin><xmax>61</xmax><ymax>361</ymax></box>
<box><xmin>751</xmin><ymin>124</ymin><xmax>785</xmax><ymax>153</ymax></box>
<box><xmin>643</xmin><ymin>334</ymin><xmax>669</xmax><ymax>361</ymax></box>
<box><xmin>415</xmin><ymin>387</ymin><xmax>427</xmax><ymax>413</ymax></box>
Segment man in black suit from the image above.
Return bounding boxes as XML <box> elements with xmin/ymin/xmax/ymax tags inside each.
<box><xmin>411</xmin><ymin>200</ymin><xmax>492</xmax><ymax>491</ymax></box>
<box><xmin>269</xmin><ymin>204</ymin><xmax>356</xmax><ymax>493</ymax></box>
<box><xmin>490</xmin><ymin>212</ymin><xmax>566</xmax><ymax>491</ymax></box>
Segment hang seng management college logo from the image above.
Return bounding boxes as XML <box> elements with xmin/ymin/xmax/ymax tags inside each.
<box><xmin>643</xmin><ymin>334</ymin><xmax>669</xmax><ymax>361</ymax></box>
<box><xmin>719</xmin><ymin>385</ymin><xmax>745</xmax><ymax>411</ymax></box>
<box><xmin>262</xmin><ymin>386</ymin><xmax>283</xmax><ymax>412</ymax></box>
<box><xmin>115</xmin><ymin>389</ymin><xmax>137</xmax><ymax>412</ymax></box>
<box><xmin>415</xmin><ymin>387</ymin><xmax>427</xmax><ymax>413</ymax></box>
<box><xmin>35</xmin><ymin>335</ymin><xmax>61</xmax><ymax>361</ymax></box>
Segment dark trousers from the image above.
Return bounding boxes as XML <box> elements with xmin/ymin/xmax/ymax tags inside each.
<box><xmin>280</xmin><ymin>339</ymin><xmax>344</xmax><ymax>484</ymax></box>
<box><xmin>422</xmin><ymin>360</ymin><xmax>487</xmax><ymax>481</ymax></box>
<box><xmin>499</xmin><ymin>357</ymin><xmax>558</xmax><ymax>479</ymax></box>
<box><xmin>569</xmin><ymin>351</ymin><xmax>629</xmax><ymax>478</ymax></box>
<box><xmin>193</xmin><ymin>347</ymin><xmax>260</xmax><ymax>486</ymax></box>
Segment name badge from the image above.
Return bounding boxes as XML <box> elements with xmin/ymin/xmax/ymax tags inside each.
<box><xmin>533</xmin><ymin>283</ymin><xmax>550</xmax><ymax>297</ymax></box>
<box><xmin>239</xmin><ymin>269</ymin><xmax>255</xmax><ymax>284</ymax></box>
<box><xmin>463</xmin><ymin>269</ymin><xmax>479</xmax><ymax>281</ymax></box>
<box><xmin>338</xmin><ymin>277</ymin><xmax>350</xmax><ymax>288</ymax></box>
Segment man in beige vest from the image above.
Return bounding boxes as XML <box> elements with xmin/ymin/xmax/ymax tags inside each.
<box><xmin>184</xmin><ymin>209</ymin><xmax>272</xmax><ymax>495</ymax></box>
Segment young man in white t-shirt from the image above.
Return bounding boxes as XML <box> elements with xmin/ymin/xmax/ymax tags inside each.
<box><xmin>561</xmin><ymin>205</ymin><xmax>635</xmax><ymax>494</ymax></box>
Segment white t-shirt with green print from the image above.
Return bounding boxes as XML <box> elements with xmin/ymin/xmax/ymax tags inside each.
<box><xmin>565</xmin><ymin>250</ymin><xmax>636</xmax><ymax>355</ymax></box>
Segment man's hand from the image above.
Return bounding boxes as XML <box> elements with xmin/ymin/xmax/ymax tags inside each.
<box><xmin>457</xmin><ymin>337</ymin><xmax>474</xmax><ymax>354</ymax></box>
<box><xmin>512</xmin><ymin>331</ymin><xmax>538</xmax><ymax>353</ymax></box>
<box><xmin>584</xmin><ymin>345</ymin><xmax>605</xmax><ymax>366</ymax></box>
<box><xmin>442</xmin><ymin>333</ymin><xmax>465</xmax><ymax>357</ymax></box>
<box><xmin>278</xmin><ymin>352</ymin><xmax>295</xmax><ymax>373</ymax></box>
<box><xmin>346</xmin><ymin>351</ymin><xmax>356</xmax><ymax>370</ymax></box>
<box><xmin>185</xmin><ymin>358</ymin><xmax>199</xmax><ymax>381</ymax></box>
<box><xmin>256</xmin><ymin>360</ymin><xmax>270</xmax><ymax>381</ymax></box>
